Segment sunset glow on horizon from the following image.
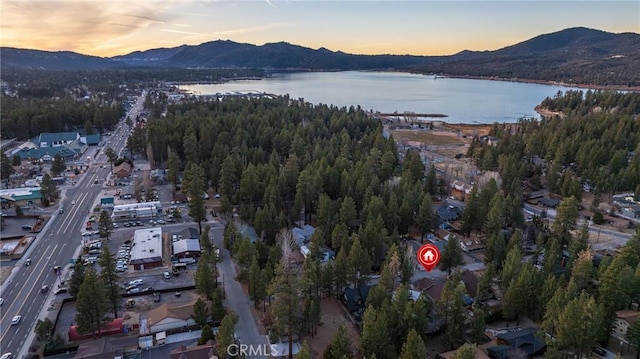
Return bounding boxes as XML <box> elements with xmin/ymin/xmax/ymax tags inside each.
<box><xmin>1</xmin><ymin>1</ymin><xmax>638</xmax><ymax>58</ymax></box>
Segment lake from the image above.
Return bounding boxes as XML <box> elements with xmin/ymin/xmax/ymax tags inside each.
<box><xmin>179</xmin><ymin>71</ymin><xmax>579</xmax><ymax>124</ymax></box>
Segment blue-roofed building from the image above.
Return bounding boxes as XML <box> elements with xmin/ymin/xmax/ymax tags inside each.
<box><xmin>17</xmin><ymin>145</ymin><xmax>78</xmax><ymax>162</ymax></box>
<box><xmin>487</xmin><ymin>327</ymin><xmax>546</xmax><ymax>359</ymax></box>
<box><xmin>0</xmin><ymin>187</ymin><xmax>43</xmax><ymax>206</ymax></box>
<box><xmin>437</xmin><ymin>205</ymin><xmax>463</xmax><ymax>222</ymax></box>
<box><xmin>36</xmin><ymin>132</ymin><xmax>80</xmax><ymax>148</ymax></box>
<box><xmin>81</xmin><ymin>134</ymin><xmax>102</xmax><ymax>146</ymax></box>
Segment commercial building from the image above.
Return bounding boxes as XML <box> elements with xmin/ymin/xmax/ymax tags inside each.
<box><xmin>112</xmin><ymin>201</ymin><xmax>162</xmax><ymax>221</ymax></box>
<box><xmin>130</xmin><ymin>228</ymin><xmax>163</xmax><ymax>270</ymax></box>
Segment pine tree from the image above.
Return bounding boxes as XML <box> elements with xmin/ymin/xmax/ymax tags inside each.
<box><xmin>183</xmin><ymin>161</ymin><xmax>206</xmax><ymax>234</ymax></box>
<box><xmin>198</xmin><ymin>324</ymin><xmax>214</xmax><ymax>345</ymax></box>
<box><xmin>418</xmin><ymin>194</ymin><xmax>436</xmax><ymax>242</ymax></box>
<box><xmin>216</xmin><ymin>312</ymin><xmax>238</xmax><ymax>357</ymax></box>
<box><xmin>483</xmin><ymin>192</ymin><xmax>505</xmax><ymax>237</ymax></box>
<box><xmin>69</xmin><ymin>260</ymin><xmax>85</xmax><ymax>299</ymax></box>
<box><xmin>195</xmin><ymin>251</ymin><xmax>216</xmax><ymax>300</ymax></box>
<box><xmin>327</xmin><ymin>325</ymin><xmax>352</xmax><ymax>359</ymax></box>
<box><xmin>439</xmin><ymin>236</ymin><xmax>464</xmax><ymax>275</ymax></box>
<box><xmin>555</xmin><ymin>292</ymin><xmax>601</xmax><ymax>358</ymax></box>
<box><xmin>452</xmin><ymin>343</ymin><xmax>477</xmax><ymax>359</ymax></box>
<box><xmin>75</xmin><ymin>267</ymin><xmax>110</xmax><ymax>337</ymax></box>
<box><xmin>501</xmin><ymin>244</ymin><xmax>523</xmax><ymax>290</ymax></box>
<box><xmin>191</xmin><ymin>298</ymin><xmax>210</xmax><ymax>327</ymax></box>
<box><xmin>98</xmin><ymin>210</ymin><xmax>113</xmax><ymax>240</ymax></box>
<box><xmin>626</xmin><ymin>319</ymin><xmax>640</xmax><ymax>359</ymax></box>
<box><xmin>461</xmin><ymin>186</ymin><xmax>479</xmax><ymax>236</ymax></box>
<box><xmin>249</xmin><ymin>256</ymin><xmax>264</xmax><ymax>308</ymax></box>
<box><xmin>552</xmin><ymin>196</ymin><xmax>579</xmax><ymax>246</ymax></box>
<box><xmin>39</xmin><ymin>173</ymin><xmax>60</xmax><ymax>206</ymax></box>
<box><xmin>399</xmin><ymin>329</ymin><xmax>427</xmax><ymax>359</ymax></box>
<box><xmin>51</xmin><ymin>154</ymin><xmax>66</xmax><ymax>176</ymax></box>
<box><xmin>268</xmin><ymin>229</ymin><xmax>300</xmax><ymax>359</ymax></box>
<box><xmin>360</xmin><ymin>305</ymin><xmax>393</xmax><ymax>359</ymax></box>
<box><xmin>348</xmin><ymin>235</ymin><xmax>371</xmax><ymax>287</ymax></box>
<box><xmin>98</xmin><ymin>245</ymin><xmax>120</xmax><ymax>318</ymax></box>
<box><xmin>199</xmin><ymin>224</ymin><xmax>211</xmax><ymax>255</ymax></box>
<box><xmin>439</xmin><ymin>278</ymin><xmax>466</xmax><ymax>350</ymax></box>
<box><xmin>297</xmin><ymin>341</ymin><xmax>312</xmax><ymax>359</ymax></box>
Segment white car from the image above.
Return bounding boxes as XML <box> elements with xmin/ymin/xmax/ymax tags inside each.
<box><xmin>1</xmin><ymin>353</ymin><xmax>13</xmax><ymax>359</ymax></box>
<box><xmin>163</xmin><ymin>272</ymin><xmax>171</xmax><ymax>279</ymax></box>
<box><xmin>128</xmin><ymin>279</ymin><xmax>143</xmax><ymax>286</ymax></box>
<box><xmin>0</xmin><ymin>298</ymin><xmax>4</xmax><ymax>306</ymax></box>
<box><xmin>11</xmin><ymin>315</ymin><xmax>21</xmax><ymax>325</ymax></box>
<box><xmin>71</xmin><ymin>200</ymin><xmax>75</xmax><ymax>205</ymax></box>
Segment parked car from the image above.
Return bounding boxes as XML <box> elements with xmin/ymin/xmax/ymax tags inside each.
<box><xmin>128</xmin><ymin>288</ymin><xmax>140</xmax><ymax>294</ymax></box>
<box><xmin>54</xmin><ymin>287</ymin><xmax>68</xmax><ymax>295</ymax></box>
<box><xmin>163</xmin><ymin>272</ymin><xmax>171</xmax><ymax>279</ymax></box>
<box><xmin>0</xmin><ymin>298</ymin><xmax>5</xmax><ymax>306</ymax></box>
<box><xmin>128</xmin><ymin>279</ymin><xmax>143</xmax><ymax>286</ymax></box>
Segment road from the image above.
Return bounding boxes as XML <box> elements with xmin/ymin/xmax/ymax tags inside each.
<box><xmin>211</xmin><ymin>225</ymin><xmax>268</xmax><ymax>359</ymax></box>
<box><xmin>0</xmin><ymin>92</ymin><xmax>146</xmax><ymax>358</ymax></box>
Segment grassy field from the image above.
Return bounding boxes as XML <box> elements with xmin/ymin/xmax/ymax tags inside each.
<box><xmin>390</xmin><ymin>130</ymin><xmax>464</xmax><ymax>145</ymax></box>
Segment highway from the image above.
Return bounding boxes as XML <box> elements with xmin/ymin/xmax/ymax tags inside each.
<box><xmin>0</xmin><ymin>91</ymin><xmax>146</xmax><ymax>358</ymax></box>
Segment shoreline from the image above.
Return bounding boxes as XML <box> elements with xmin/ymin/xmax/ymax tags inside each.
<box><xmin>169</xmin><ymin>70</ymin><xmax>639</xmax><ymax>92</ymax></box>
<box><xmin>424</xmin><ymin>73</ymin><xmax>640</xmax><ymax>92</ymax></box>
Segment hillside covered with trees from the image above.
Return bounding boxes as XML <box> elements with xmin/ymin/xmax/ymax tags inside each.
<box><xmin>139</xmin><ymin>93</ymin><xmax>640</xmax><ymax>358</ymax></box>
<box><xmin>468</xmin><ymin>90</ymin><xmax>640</xmax><ymax>197</ymax></box>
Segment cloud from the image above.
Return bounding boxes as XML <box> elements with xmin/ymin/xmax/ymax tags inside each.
<box><xmin>0</xmin><ymin>0</ymin><xmax>176</xmax><ymax>56</ymax></box>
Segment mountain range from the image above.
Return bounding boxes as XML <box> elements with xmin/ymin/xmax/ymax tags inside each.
<box><xmin>2</xmin><ymin>27</ymin><xmax>639</xmax><ymax>87</ymax></box>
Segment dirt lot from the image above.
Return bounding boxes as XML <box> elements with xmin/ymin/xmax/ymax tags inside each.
<box><xmin>390</xmin><ymin>130</ymin><xmax>464</xmax><ymax>146</ymax></box>
<box><xmin>303</xmin><ymin>298</ymin><xmax>361</xmax><ymax>358</ymax></box>
<box><xmin>0</xmin><ymin>266</ymin><xmax>13</xmax><ymax>286</ymax></box>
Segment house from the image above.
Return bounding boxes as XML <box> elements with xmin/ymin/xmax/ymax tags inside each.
<box><xmin>450</xmin><ymin>180</ymin><xmax>474</xmax><ymax>201</ymax></box>
<box><xmin>487</xmin><ymin>327</ymin><xmax>546</xmax><ymax>358</ymax></box>
<box><xmin>36</xmin><ymin>132</ymin><xmax>80</xmax><ymax>148</ymax></box>
<box><xmin>459</xmin><ymin>238</ymin><xmax>485</xmax><ymax>252</ymax></box>
<box><xmin>113</xmin><ymin>162</ymin><xmax>133</xmax><ymax>179</ymax></box>
<box><xmin>622</xmin><ymin>204</ymin><xmax>640</xmax><ymax>219</ymax></box>
<box><xmin>74</xmin><ymin>334</ymin><xmax>139</xmax><ymax>359</ymax></box>
<box><xmin>173</xmin><ymin>238</ymin><xmax>202</xmax><ymax>259</ymax></box>
<box><xmin>170</xmin><ymin>340</ymin><xmax>218</xmax><ymax>359</ymax></box>
<box><xmin>292</xmin><ymin>224</ymin><xmax>315</xmax><ymax>247</ymax></box>
<box><xmin>437</xmin><ymin>205</ymin><xmax>462</xmax><ymax>222</ymax></box>
<box><xmin>145</xmin><ymin>301</ymin><xmax>197</xmax><ymax>334</ymax></box>
<box><xmin>537</xmin><ymin>197</ymin><xmax>560</xmax><ymax>208</ymax></box>
<box><xmin>342</xmin><ymin>284</ymin><xmax>373</xmax><ymax>316</ymax></box>
<box><xmin>461</xmin><ymin>270</ymin><xmax>480</xmax><ymax>300</ymax></box>
<box><xmin>612</xmin><ymin>310</ymin><xmax>640</xmax><ymax>343</ymax></box>
<box><xmin>413</xmin><ymin>277</ymin><xmax>445</xmax><ymax>303</ymax></box>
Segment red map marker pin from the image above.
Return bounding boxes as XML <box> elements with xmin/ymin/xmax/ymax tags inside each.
<box><xmin>417</xmin><ymin>244</ymin><xmax>440</xmax><ymax>272</ymax></box>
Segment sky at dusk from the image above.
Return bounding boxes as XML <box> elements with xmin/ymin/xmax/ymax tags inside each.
<box><xmin>1</xmin><ymin>1</ymin><xmax>638</xmax><ymax>58</ymax></box>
